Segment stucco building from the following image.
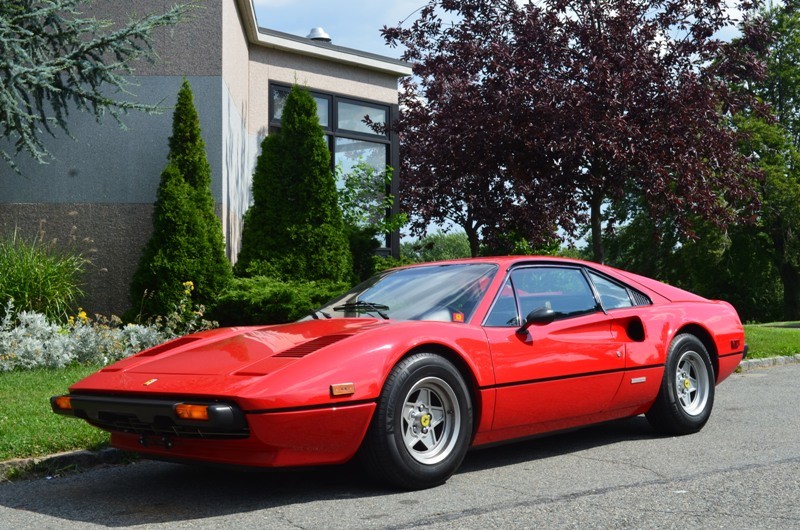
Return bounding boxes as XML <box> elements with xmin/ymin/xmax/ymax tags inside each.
<box><xmin>0</xmin><ymin>0</ymin><xmax>410</xmax><ymax>316</ymax></box>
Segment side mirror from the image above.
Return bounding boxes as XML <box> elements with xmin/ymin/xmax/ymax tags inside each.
<box><xmin>516</xmin><ymin>305</ymin><xmax>555</xmax><ymax>334</ymax></box>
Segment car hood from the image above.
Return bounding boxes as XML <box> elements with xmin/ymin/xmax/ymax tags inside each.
<box><xmin>126</xmin><ymin>319</ymin><xmax>388</xmax><ymax>375</ymax></box>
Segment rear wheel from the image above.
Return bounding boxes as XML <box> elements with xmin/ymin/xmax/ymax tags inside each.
<box><xmin>360</xmin><ymin>353</ymin><xmax>473</xmax><ymax>490</ymax></box>
<box><xmin>646</xmin><ymin>334</ymin><xmax>715</xmax><ymax>435</ymax></box>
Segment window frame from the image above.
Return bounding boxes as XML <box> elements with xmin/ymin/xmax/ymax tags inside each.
<box><xmin>585</xmin><ymin>268</ymin><xmax>652</xmax><ymax>310</ymax></box>
<box><xmin>483</xmin><ymin>265</ymin><xmax>603</xmax><ymax>327</ymax></box>
<box><xmin>269</xmin><ymin>82</ymin><xmax>391</xmax><ymax>146</ymax></box>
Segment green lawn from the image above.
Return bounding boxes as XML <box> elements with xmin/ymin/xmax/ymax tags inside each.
<box><xmin>0</xmin><ymin>365</ymin><xmax>108</xmax><ymax>461</ymax></box>
<box><xmin>744</xmin><ymin>322</ymin><xmax>800</xmax><ymax>358</ymax></box>
<box><xmin>0</xmin><ymin>323</ymin><xmax>797</xmax><ymax>464</ymax></box>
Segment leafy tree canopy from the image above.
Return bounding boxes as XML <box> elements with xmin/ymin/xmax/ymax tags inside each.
<box><xmin>757</xmin><ymin>0</ymin><xmax>800</xmax><ymax>144</ymax></box>
<box><xmin>598</xmin><ymin>2</ymin><xmax>800</xmax><ymax>322</ymax></box>
<box><xmin>401</xmin><ymin>231</ymin><xmax>471</xmax><ymax>262</ymax></box>
<box><xmin>384</xmin><ymin>0</ymin><xmax>768</xmax><ymax>261</ymax></box>
<box><xmin>734</xmin><ymin>114</ymin><xmax>800</xmax><ymax>318</ymax></box>
<box><xmin>0</xmin><ymin>0</ymin><xmax>188</xmax><ymax>172</ymax></box>
<box><xmin>727</xmin><ymin>1</ymin><xmax>800</xmax><ymax>319</ymax></box>
<box><xmin>338</xmin><ymin>161</ymin><xmax>407</xmax><ymax>281</ymax></box>
<box><xmin>338</xmin><ymin>161</ymin><xmax>406</xmax><ymax>236</ymax></box>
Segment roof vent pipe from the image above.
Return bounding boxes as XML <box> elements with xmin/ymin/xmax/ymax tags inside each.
<box><xmin>306</xmin><ymin>27</ymin><xmax>331</xmax><ymax>43</ymax></box>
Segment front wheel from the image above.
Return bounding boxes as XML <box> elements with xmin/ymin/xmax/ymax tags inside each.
<box><xmin>646</xmin><ymin>334</ymin><xmax>715</xmax><ymax>435</ymax></box>
<box><xmin>359</xmin><ymin>353</ymin><xmax>473</xmax><ymax>490</ymax></box>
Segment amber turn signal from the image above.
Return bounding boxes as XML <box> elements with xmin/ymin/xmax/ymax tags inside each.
<box><xmin>175</xmin><ymin>403</ymin><xmax>209</xmax><ymax>421</ymax></box>
<box><xmin>53</xmin><ymin>396</ymin><xmax>72</xmax><ymax>410</ymax></box>
<box><xmin>330</xmin><ymin>383</ymin><xmax>356</xmax><ymax>396</ymax></box>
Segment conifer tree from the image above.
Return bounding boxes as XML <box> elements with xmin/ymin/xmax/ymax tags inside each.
<box><xmin>130</xmin><ymin>163</ymin><xmax>200</xmax><ymax>316</ymax></box>
<box><xmin>0</xmin><ymin>0</ymin><xmax>187</xmax><ymax>172</ymax></box>
<box><xmin>131</xmin><ymin>79</ymin><xmax>232</xmax><ymax>316</ymax></box>
<box><xmin>236</xmin><ymin>85</ymin><xmax>351</xmax><ymax>282</ymax></box>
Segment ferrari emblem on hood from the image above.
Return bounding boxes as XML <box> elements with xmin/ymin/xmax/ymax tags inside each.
<box><xmin>143</xmin><ymin>378</ymin><xmax>158</xmax><ymax>387</ymax></box>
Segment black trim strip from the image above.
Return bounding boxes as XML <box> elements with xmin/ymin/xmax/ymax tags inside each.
<box><xmin>482</xmin><ymin>363</ymin><xmax>665</xmax><ymax>390</ymax></box>
<box><xmin>719</xmin><ymin>350</ymin><xmax>746</xmax><ymax>359</ymax></box>
<box><xmin>244</xmin><ymin>398</ymin><xmax>377</xmax><ymax>415</ymax></box>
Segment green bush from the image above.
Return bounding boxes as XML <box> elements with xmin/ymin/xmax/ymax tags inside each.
<box><xmin>0</xmin><ymin>234</ymin><xmax>86</xmax><ymax>321</ymax></box>
<box><xmin>131</xmin><ymin>79</ymin><xmax>232</xmax><ymax>317</ymax></box>
<box><xmin>401</xmin><ymin>232</ymin><xmax>472</xmax><ymax>262</ymax></box>
<box><xmin>347</xmin><ymin>225</ymin><xmax>383</xmax><ymax>282</ymax></box>
<box><xmin>131</xmin><ymin>164</ymin><xmax>199</xmax><ymax>316</ymax></box>
<box><xmin>338</xmin><ymin>161</ymin><xmax>407</xmax><ymax>281</ymax></box>
<box><xmin>209</xmin><ymin>277</ymin><xmax>350</xmax><ymax>326</ymax></box>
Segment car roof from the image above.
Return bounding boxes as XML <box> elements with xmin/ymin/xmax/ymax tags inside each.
<box><xmin>399</xmin><ymin>256</ymin><xmax>706</xmax><ymax>303</ymax></box>
<box><xmin>402</xmin><ymin>256</ymin><xmax>603</xmax><ymax>270</ymax></box>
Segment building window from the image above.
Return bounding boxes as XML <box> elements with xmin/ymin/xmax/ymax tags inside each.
<box><xmin>269</xmin><ymin>83</ymin><xmax>399</xmax><ymax>254</ymax></box>
<box><xmin>271</xmin><ymin>86</ymin><xmax>330</xmax><ymax>127</ymax></box>
<box><xmin>335</xmin><ymin>137</ymin><xmax>387</xmax><ymax>175</ymax></box>
<box><xmin>269</xmin><ymin>83</ymin><xmax>390</xmax><ymax>169</ymax></box>
<box><xmin>337</xmin><ymin>100</ymin><xmax>387</xmax><ymax>135</ymax></box>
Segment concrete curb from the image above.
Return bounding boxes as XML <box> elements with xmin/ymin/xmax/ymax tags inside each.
<box><xmin>738</xmin><ymin>353</ymin><xmax>800</xmax><ymax>371</ymax></box>
<box><xmin>2</xmin><ymin>355</ymin><xmax>798</xmax><ymax>481</ymax></box>
<box><xmin>0</xmin><ymin>447</ymin><xmax>128</xmax><ymax>482</ymax></box>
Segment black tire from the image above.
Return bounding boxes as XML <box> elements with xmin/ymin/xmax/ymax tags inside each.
<box><xmin>359</xmin><ymin>353</ymin><xmax>473</xmax><ymax>490</ymax></box>
<box><xmin>646</xmin><ymin>333</ymin><xmax>715</xmax><ymax>435</ymax></box>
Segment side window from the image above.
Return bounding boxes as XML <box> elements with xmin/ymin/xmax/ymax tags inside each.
<box><xmin>485</xmin><ymin>267</ymin><xmax>599</xmax><ymax>327</ymax></box>
<box><xmin>587</xmin><ymin>271</ymin><xmax>634</xmax><ymax>310</ymax></box>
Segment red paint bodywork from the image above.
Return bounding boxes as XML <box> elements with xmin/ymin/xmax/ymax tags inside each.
<box><xmin>63</xmin><ymin>257</ymin><xmax>746</xmax><ymax>467</ymax></box>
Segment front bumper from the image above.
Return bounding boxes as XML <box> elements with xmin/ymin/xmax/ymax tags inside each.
<box><xmin>52</xmin><ymin>393</ymin><xmax>376</xmax><ymax>468</ymax></box>
<box><xmin>51</xmin><ymin>394</ymin><xmax>249</xmax><ymax>439</ymax></box>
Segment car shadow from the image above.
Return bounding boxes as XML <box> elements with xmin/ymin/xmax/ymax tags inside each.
<box><xmin>0</xmin><ymin>416</ymin><xmax>655</xmax><ymax>527</ymax></box>
<box><xmin>459</xmin><ymin>415</ymin><xmax>654</xmax><ymax>473</ymax></box>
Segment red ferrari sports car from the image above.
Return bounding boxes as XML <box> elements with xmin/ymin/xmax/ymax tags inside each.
<box><xmin>52</xmin><ymin>257</ymin><xmax>747</xmax><ymax>489</ymax></box>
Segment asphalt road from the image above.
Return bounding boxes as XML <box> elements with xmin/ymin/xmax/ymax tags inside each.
<box><xmin>1</xmin><ymin>364</ymin><xmax>798</xmax><ymax>529</ymax></box>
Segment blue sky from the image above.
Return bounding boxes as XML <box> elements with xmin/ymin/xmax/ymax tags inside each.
<box><xmin>252</xmin><ymin>0</ymin><xmax>425</xmax><ymax>58</ymax></box>
<box><xmin>252</xmin><ymin>1</ymin><xmax>744</xmax><ymax>60</ymax></box>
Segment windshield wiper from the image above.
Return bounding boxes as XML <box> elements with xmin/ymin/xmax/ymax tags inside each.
<box><xmin>307</xmin><ymin>310</ymin><xmax>332</xmax><ymax>320</ymax></box>
<box><xmin>332</xmin><ymin>301</ymin><xmax>390</xmax><ymax>320</ymax></box>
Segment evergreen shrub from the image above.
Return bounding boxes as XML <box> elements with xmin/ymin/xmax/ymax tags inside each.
<box><xmin>131</xmin><ymin>79</ymin><xmax>232</xmax><ymax>317</ymax></box>
<box><xmin>347</xmin><ymin>225</ymin><xmax>382</xmax><ymax>282</ymax></box>
<box><xmin>209</xmin><ymin>277</ymin><xmax>350</xmax><ymax>326</ymax></box>
<box><xmin>236</xmin><ymin>84</ymin><xmax>351</xmax><ymax>282</ymax></box>
<box><xmin>131</xmin><ymin>163</ymin><xmax>200</xmax><ymax>316</ymax></box>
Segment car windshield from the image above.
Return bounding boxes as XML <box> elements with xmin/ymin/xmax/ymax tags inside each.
<box><xmin>310</xmin><ymin>263</ymin><xmax>498</xmax><ymax>322</ymax></box>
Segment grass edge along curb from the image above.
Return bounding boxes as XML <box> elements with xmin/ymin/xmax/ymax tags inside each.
<box><xmin>0</xmin><ymin>447</ymin><xmax>134</xmax><ymax>482</ymax></box>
